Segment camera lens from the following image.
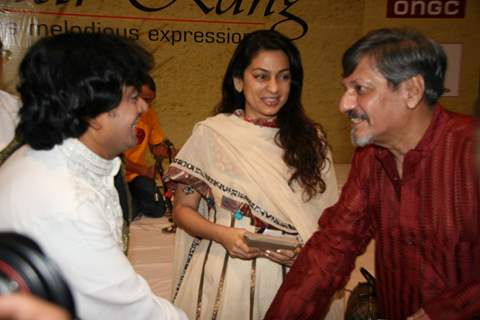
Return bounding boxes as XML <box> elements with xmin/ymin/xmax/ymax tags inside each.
<box><xmin>0</xmin><ymin>232</ymin><xmax>76</xmax><ymax>317</ymax></box>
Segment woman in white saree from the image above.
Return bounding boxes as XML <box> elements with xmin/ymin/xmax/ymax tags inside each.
<box><xmin>164</xmin><ymin>30</ymin><xmax>344</xmax><ymax>320</ymax></box>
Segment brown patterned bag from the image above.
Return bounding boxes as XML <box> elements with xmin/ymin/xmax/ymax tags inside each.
<box><xmin>345</xmin><ymin>268</ymin><xmax>377</xmax><ymax>320</ymax></box>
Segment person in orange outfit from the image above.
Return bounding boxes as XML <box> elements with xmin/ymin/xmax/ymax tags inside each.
<box><xmin>123</xmin><ymin>74</ymin><xmax>176</xmax><ymax>218</ymax></box>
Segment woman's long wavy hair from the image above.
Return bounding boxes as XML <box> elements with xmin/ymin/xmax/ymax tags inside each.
<box><xmin>16</xmin><ymin>32</ymin><xmax>153</xmax><ymax>150</ymax></box>
<box><xmin>214</xmin><ymin>29</ymin><xmax>329</xmax><ymax>200</ymax></box>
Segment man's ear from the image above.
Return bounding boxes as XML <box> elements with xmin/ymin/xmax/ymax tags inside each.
<box><xmin>88</xmin><ymin>117</ymin><xmax>102</xmax><ymax>130</ymax></box>
<box><xmin>233</xmin><ymin>77</ymin><xmax>243</xmax><ymax>93</ymax></box>
<box><xmin>403</xmin><ymin>74</ymin><xmax>425</xmax><ymax>109</ymax></box>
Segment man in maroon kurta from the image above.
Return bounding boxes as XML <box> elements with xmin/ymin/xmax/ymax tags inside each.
<box><xmin>266</xmin><ymin>28</ymin><xmax>480</xmax><ymax>320</ymax></box>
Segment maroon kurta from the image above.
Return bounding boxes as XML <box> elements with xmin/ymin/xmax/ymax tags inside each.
<box><xmin>266</xmin><ymin>106</ymin><xmax>480</xmax><ymax>320</ymax></box>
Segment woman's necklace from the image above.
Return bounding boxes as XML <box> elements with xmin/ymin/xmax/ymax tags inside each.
<box><xmin>233</xmin><ymin>109</ymin><xmax>278</xmax><ymax>128</ymax></box>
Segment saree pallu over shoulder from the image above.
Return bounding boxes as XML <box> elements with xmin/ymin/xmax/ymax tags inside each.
<box><xmin>165</xmin><ymin>113</ymin><xmax>343</xmax><ymax>320</ymax></box>
<box><xmin>166</xmin><ymin>113</ymin><xmax>339</xmax><ymax>242</ymax></box>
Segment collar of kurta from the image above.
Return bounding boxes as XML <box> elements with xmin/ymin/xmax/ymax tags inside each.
<box><xmin>374</xmin><ymin>104</ymin><xmax>446</xmax><ymax>163</ymax></box>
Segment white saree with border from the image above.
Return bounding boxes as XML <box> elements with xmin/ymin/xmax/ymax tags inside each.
<box><xmin>165</xmin><ymin>113</ymin><xmax>344</xmax><ymax>320</ymax></box>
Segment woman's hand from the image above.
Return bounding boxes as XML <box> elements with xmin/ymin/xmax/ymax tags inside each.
<box><xmin>263</xmin><ymin>247</ymin><xmax>301</xmax><ymax>267</ymax></box>
<box><xmin>217</xmin><ymin>227</ymin><xmax>262</xmax><ymax>260</ymax></box>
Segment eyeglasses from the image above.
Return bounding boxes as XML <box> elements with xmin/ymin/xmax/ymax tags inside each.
<box><xmin>1</xmin><ymin>48</ymin><xmax>12</xmax><ymax>61</ymax></box>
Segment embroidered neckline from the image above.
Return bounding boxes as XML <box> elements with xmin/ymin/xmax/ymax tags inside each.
<box><xmin>59</xmin><ymin>138</ymin><xmax>120</xmax><ymax>177</ymax></box>
<box><xmin>233</xmin><ymin>109</ymin><xmax>278</xmax><ymax>128</ymax></box>
<box><xmin>58</xmin><ymin>138</ymin><xmax>123</xmax><ymax>248</ymax></box>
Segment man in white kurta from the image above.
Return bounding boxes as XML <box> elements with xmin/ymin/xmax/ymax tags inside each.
<box><xmin>0</xmin><ymin>32</ymin><xmax>187</xmax><ymax>320</ymax></box>
<box><xmin>0</xmin><ymin>139</ymin><xmax>186</xmax><ymax>320</ymax></box>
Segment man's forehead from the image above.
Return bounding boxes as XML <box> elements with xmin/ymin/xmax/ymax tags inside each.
<box><xmin>342</xmin><ymin>57</ymin><xmax>384</xmax><ymax>84</ymax></box>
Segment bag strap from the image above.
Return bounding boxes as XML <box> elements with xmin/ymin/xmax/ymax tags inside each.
<box><xmin>360</xmin><ymin>267</ymin><xmax>376</xmax><ymax>287</ymax></box>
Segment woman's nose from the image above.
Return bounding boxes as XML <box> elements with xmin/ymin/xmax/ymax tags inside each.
<box><xmin>266</xmin><ymin>78</ymin><xmax>279</xmax><ymax>93</ymax></box>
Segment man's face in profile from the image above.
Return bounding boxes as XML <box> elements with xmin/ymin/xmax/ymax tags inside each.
<box><xmin>339</xmin><ymin>56</ymin><xmax>409</xmax><ymax>148</ymax></box>
<box><xmin>92</xmin><ymin>86</ymin><xmax>148</xmax><ymax>159</ymax></box>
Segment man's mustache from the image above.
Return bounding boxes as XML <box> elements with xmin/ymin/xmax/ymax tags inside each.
<box><xmin>346</xmin><ymin>110</ymin><xmax>369</xmax><ymax>122</ymax></box>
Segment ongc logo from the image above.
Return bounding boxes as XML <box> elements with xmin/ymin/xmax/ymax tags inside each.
<box><xmin>387</xmin><ymin>0</ymin><xmax>466</xmax><ymax>18</ymax></box>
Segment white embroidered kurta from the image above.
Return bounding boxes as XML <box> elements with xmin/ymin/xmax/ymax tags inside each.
<box><xmin>165</xmin><ymin>113</ymin><xmax>345</xmax><ymax>320</ymax></box>
<box><xmin>0</xmin><ymin>139</ymin><xmax>187</xmax><ymax>320</ymax></box>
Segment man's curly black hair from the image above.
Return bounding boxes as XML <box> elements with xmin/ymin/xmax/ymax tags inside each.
<box><xmin>16</xmin><ymin>32</ymin><xmax>153</xmax><ymax>150</ymax></box>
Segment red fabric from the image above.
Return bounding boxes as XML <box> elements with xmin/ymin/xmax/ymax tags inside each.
<box><xmin>265</xmin><ymin>106</ymin><xmax>480</xmax><ymax>320</ymax></box>
<box><xmin>136</xmin><ymin>127</ymin><xmax>146</xmax><ymax>145</ymax></box>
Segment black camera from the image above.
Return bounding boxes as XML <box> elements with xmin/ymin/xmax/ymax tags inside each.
<box><xmin>0</xmin><ymin>232</ymin><xmax>76</xmax><ymax>317</ymax></box>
